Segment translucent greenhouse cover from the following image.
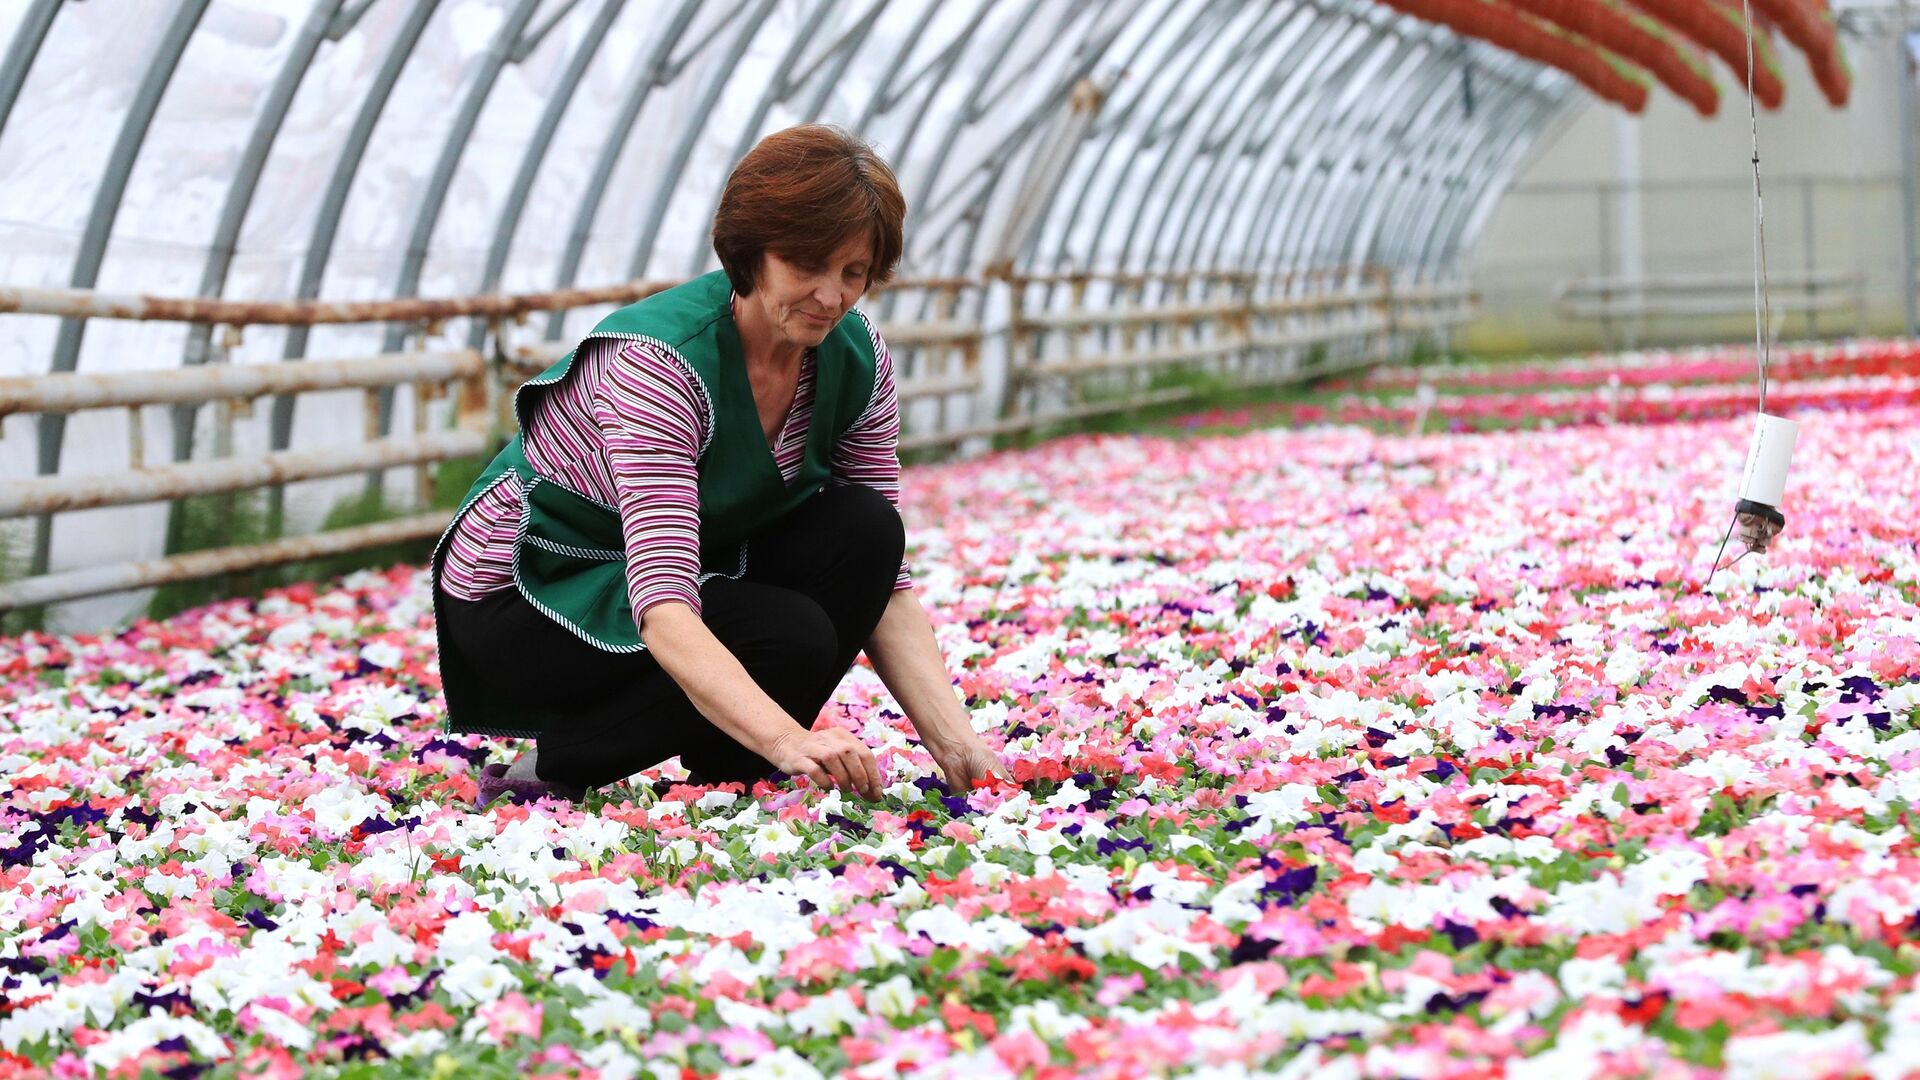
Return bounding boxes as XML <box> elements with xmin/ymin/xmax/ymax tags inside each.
<box><xmin>0</xmin><ymin>0</ymin><xmax>1578</xmax><ymax>626</ymax></box>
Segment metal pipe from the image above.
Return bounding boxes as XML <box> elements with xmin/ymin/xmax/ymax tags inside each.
<box><xmin>369</xmin><ymin>0</ymin><xmax>544</xmax><ymax>457</ymax></box>
<box><xmin>1209</xmin><ymin>21</ymin><xmax>1372</xmax><ymax>274</ymax></box>
<box><xmin>0</xmin><ymin>350</ymin><xmax>485</xmax><ymax>416</ymax></box>
<box><xmin>270</xmin><ymin>0</ymin><xmax>442</xmax><ymax>500</ymax></box>
<box><xmin>1090</xmin><ymin>2</ymin><xmax>1265</xmax><ymax>275</ymax></box>
<box><xmin>1160</xmin><ymin>9</ymin><xmax>1327</xmax><ymax>275</ymax></box>
<box><xmin>1040</xmin><ymin>0</ymin><xmax>1228</xmax><ymax>280</ymax></box>
<box><xmin>681</xmin><ymin>3</ymin><xmax>832</xmax><ymax>278</ymax></box>
<box><xmin>0</xmin><ymin>280</ymin><xmax>680</xmax><ymax>325</ymax></box>
<box><xmin>623</xmin><ymin>0</ymin><xmax>776</xmax><ymax>282</ymax></box>
<box><xmin>1293</xmin><ymin>41</ymin><xmax>1433</xmax><ymax>273</ymax></box>
<box><xmin>0</xmin><ymin>513</ymin><xmax>455</xmax><ymax>612</ymax></box>
<box><xmin>175</xmin><ymin>0</ymin><xmax>346</xmax><ymax>464</ymax></box>
<box><xmin>465</xmin><ymin>0</ymin><xmax>628</xmax><ymax>350</ymax></box>
<box><xmin>0</xmin><ymin>432</ymin><xmax>489</xmax><ymax>518</ymax></box>
<box><xmin>543</xmin><ymin>0</ymin><xmax>701</xmax><ymax>341</ymax></box>
<box><xmin>1113</xmin><ymin>4</ymin><xmax>1299</xmax><ymax>273</ymax></box>
<box><xmin>0</xmin><ymin>0</ymin><xmax>60</xmax><ymax>143</ymax></box>
<box><xmin>1187</xmin><ymin>17</ymin><xmax>1349</xmax><ymax>273</ymax></box>
<box><xmin>28</xmin><ymin>0</ymin><xmax>210</xmax><ymax>587</ymax></box>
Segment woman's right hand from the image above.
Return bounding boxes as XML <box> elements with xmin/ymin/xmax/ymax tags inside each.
<box><xmin>768</xmin><ymin>726</ymin><xmax>884</xmax><ymax>800</ymax></box>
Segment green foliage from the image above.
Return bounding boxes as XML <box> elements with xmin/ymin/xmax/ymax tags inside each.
<box><xmin>0</xmin><ymin>524</ymin><xmax>31</xmax><ymax>636</ymax></box>
<box><xmin>140</xmin><ymin>451</ymin><xmax>492</xmax><ymax>624</ymax></box>
<box><xmin>147</xmin><ymin>491</ymin><xmax>275</xmax><ymax>621</ymax></box>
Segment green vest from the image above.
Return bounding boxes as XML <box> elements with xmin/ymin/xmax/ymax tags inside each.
<box><xmin>431</xmin><ymin>270</ymin><xmax>879</xmax><ymax>738</ymax></box>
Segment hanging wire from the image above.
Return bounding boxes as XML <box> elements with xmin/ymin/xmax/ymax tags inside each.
<box><xmin>1742</xmin><ymin>0</ymin><xmax>1773</xmax><ymax>415</ymax></box>
<box><xmin>1708</xmin><ymin>0</ymin><xmax>1777</xmax><ymax>589</ymax></box>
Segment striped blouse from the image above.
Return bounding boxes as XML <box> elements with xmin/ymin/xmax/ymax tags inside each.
<box><xmin>437</xmin><ymin>314</ymin><xmax>912</xmax><ymax>623</ymax></box>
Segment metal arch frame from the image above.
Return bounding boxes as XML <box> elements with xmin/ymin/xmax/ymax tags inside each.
<box><xmin>273</xmin><ymin>0</ymin><xmax>441</xmax><ymax>454</ymax></box>
<box><xmin>945</xmin><ymin>4</ymin><xmax>1146</xmax><ymax>281</ymax></box>
<box><xmin>464</xmin><ymin>0</ymin><xmax>630</xmax><ymax>351</ymax></box>
<box><xmin>1264</xmin><ymin>29</ymin><xmax>1454</xmax><ymax>281</ymax></box>
<box><xmin>1239</xmin><ymin>21</ymin><xmax>1381</xmax><ymax>280</ymax></box>
<box><xmin>1215</xmin><ymin>18</ymin><xmax>1374</xmax><ymax>277</ymax></box>
<box><xmin>795</xmin><ymin>0</ymin><xmax>894</xmax><ymax>121</ymax></box>
<box><xmin>1240</xmin><ymin>22</ymin><xmax>1428</xmax><ymax>276</ymax></box>
<box><xmin>1188</xmin><ymin>14</ymin><xmax>1369</xmax><ymax>275</ymax></box>
<box><xmin>885</xmin><ymin>0</ymin><xmax>1113</xmax><ymax>311</ymax></box>
<box><xmin>885</xmin><ymin>3</ymin><xmax>1015</xmax><ymax>211</ymax></box>
<box><xmin>1390</xmin><ymin>82</ymin><xmax>1536</xmax><ymax>282</ymax></box>
<box><xmin>369</xmin><ymin>0</ymin><xmax>547</xmax><ymax>453</ymax></box>
<box><xmin>1111</xmin><ymin>2</ymin><xmax>1305</xmax><ymax>277</ymax></box>
<box><xmin>1365</xmin><ymin>76</ymin><xmax>1494</xmax><ymax>269</ymax></box>
<box><xmin>176</xmin><ymin>0</ymin><xmax>354</xmax><ymax>463</ymax></box>
<box><xmin>1342</xmin><ymin>57</ymin><xmax>1479</xmax><ymax>272</ymax></box>
<box><xmin>1258</xmin><ymin>31</ymin><xmax>1415</xmax><ymax>278</ymax></box>
<box><xmin>1327</xmin><ymin>6</ymin><xmax>1563</xmax><ymax>274</ymax></box>
<box><xmin>1083</xmin><ymin>1</ymin><xmax>1271</xmax><ymax>280</ymax></box>
<box><xmin>1358</xmin><ymin>52</ymin><xmax>1557</xmax><ymax>271</ymax></box>
<box><xmin>28</xmin><ymin>0</ymin><xmax>209</xmax><ymax>584</ymax></box>
<box><xmin>0</xmin><ymin>0</ymin><xmax>60</xmax><ymax>144</ymax></box>
<box><xmin>0</xmin><ymin>0</ymin><xmax>1609</xmax><ymax>408</ymax></box>
<box><xmin>1023</xmin><ymin>0</ymin><xmax>1212</xmax><ymax>276</ymax></box>
<box><xmin>1425</xmin><ymin>93</ymin><xmax>1555</xmax><ymax>269</ymax></box>
<box><xmin>850</xmin><ymin>1</ymin><xmax>994</xmax><ymax>141</ymax></box>
<box><xmin>909</xmin><ymin>3</ymin><xmax>1141</xmax><ymax>347</ymax></box>
<box><xmin>620</xmin><ymin>0</ymin><xmax>777</xmax><ymax>282</ymax></box>
<box><xmin>1000</xmin><ymin>0</ymin><xmax>1178</xmax><ymax>275</ymax></box>
<box><xmin>896</xmin><ymin>2</ymin><xmax>1088</xmax><ymax>280</ymax></box>
<box><xmin>1034</xmin><ymin>0</ymin><xmax>1237</xmax><ymax>281</ymax></box>
<box><xmin>1372</xmin><ymin>53</ymin><xmax>1570</xmax><ymax>270</ymax></box>
<box><xmin>912</xmin><ymin>0</ymin><xmax>1165</xmax><ymax>283</ymax></box>
<box><xmin>265</xmin><ymin>0</ymin><xmax>443</xmax><ymax>537</ymax></box>
<box><xmin>542</xmin><ymin>0</ymin><xmax>702</xmax><ymax>341</ymax></box>
<box><xmin>1397</xmin><ymin>70</ymin><xmax>1549</xmax><ymax>269</ymax></box>
<box><xmin>683</xmin><ymin>1</ymin><xmax>848</xmax><ymax>276</ymax></box>
<box><xmin>1305</xmin><ymin>48</ymin><xmax>1466</xmax><ymax>272</ymax></box>
<box><xmin>1445</xmin><ymin>83</ymin><xmax>1582</xmax><ymax>263</ymax></box>
<box><xmin>1400</xmin><ymin>89</ymin><xmax>1538</xmax><ymax>272</ymax></box>
<box><xmin>1153</xmin><ymin>6</ymin><xmax>1330</xmax><ymax>277</ymax></box>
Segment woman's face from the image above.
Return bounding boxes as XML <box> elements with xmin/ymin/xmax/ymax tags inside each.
<box><xmin>747</xmin><ymin>233</ymin><xmax>874</xmax><ymax>351</ymax></box>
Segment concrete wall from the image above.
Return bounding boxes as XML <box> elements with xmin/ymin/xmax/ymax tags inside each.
<box><xmin>1460</xmin><ymin>28</ymin><xmax>1910</xmax><ymax>357</ymax></box>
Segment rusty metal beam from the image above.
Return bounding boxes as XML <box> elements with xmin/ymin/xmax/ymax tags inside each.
<box><xmin>0</xmin><ymin>431</ymin><xmax>487</xmax><ymax>517</ymax></box>
<box><xmin>0</xmin><ymin>281</ymin><xmax>680</xmax><ymax>327</ymax></box>
<box><xmin>0</xmin><ymin>350</ymin><xmax>484</xmax><ymax>417</ymax></box>
<box><xmin>0</xmin><ymin>275</ymin><xmax>971</xmax><ymax>327</ymax></box>
<box><xmin>0</xmin><ymin>513</ymin><xmax>454</xmax><ymax>612</ymax></box>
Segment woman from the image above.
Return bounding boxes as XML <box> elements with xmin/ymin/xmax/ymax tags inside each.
<box><xmin>431</xmin><ymin>125</ymin><xmax>1008</xmax><ymax>806</ymax></box>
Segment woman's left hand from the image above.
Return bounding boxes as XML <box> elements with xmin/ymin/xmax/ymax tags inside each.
<box><xmin>929</xmin><ymin>736</ymin><xmax>1014</xmax><ymax>793</ymax></box>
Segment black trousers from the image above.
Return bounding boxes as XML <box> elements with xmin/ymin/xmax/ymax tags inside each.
<box><xmin>439</xmin><ymin>483</ymin><xmax>905</xmax><ymax>789</ymax></box>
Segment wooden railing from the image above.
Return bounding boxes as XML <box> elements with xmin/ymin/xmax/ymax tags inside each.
<box><xmin>0</xmin><ymin>267</ymin><xmax>1471</xmax><ymax>610</ymax></box>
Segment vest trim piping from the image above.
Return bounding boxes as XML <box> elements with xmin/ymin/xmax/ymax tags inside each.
<box><xmin>511</xmin><ymin>475</ymin><xmax>650</xmax><ymax>655</ymax></box>
<box><xmin>528</xmin><ymin>332</ymin><xmax>718</xmax><ymax>462</ymax></box>
<box><xmin>695</xmin><ymin>539</ymin><xmax>750</xmax><ymax>585</ymax></box>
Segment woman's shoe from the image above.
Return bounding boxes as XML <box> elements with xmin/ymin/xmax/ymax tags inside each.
<box><xmin>475</xmin><ymin>763</ymin><xmax>587</xmax><ymax>809</ymax></box>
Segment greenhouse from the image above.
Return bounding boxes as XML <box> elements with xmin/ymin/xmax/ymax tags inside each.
<box><xmin>0</xmin><ymin>0</ymin><xmax>1916</xmax><ymax>1075</ymax></box>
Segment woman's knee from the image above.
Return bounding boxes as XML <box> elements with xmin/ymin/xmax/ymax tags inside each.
<box><xmin>721</xmin><ymin>591</ymin><xmax>840</xmax><ymax>690</ymax></box>
<box><xmin>824</xmin><ymin>483</ymin><xmax>904</xmax><ymax>576</ymax></box>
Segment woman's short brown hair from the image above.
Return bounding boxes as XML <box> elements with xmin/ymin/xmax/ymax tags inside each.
<box><xmin>712</xmin><ymin>124</ymin><xmax>905</xmax><ymax>297</ymax></box>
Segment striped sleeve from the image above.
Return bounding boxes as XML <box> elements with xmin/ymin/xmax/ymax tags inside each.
<box><xmin>831</xmin><ymin>316</ymin><xmax>913</xmax><ymax>591</ymax></box>
<box><xmin>591</xmin><ymin>341</ymin><xmax>712</xmax><ymax>625</ymax></box>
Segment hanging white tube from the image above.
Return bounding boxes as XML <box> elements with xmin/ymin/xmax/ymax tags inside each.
<box><xmin>1737</xmin><ymin>413</ymin><xmax>1798</xmax><ymax>507</ymax></box>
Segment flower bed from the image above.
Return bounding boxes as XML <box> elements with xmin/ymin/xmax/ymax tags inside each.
<box><xmin>1339</xmin><ymin>340</ymin><xmax>1920</xmax><ymax>393</ymax></box>
<box><xmin>0</xmin><ymin>392</ymin><xmax>1916</xmax><ymax>1077</ymax></box>
<box><xmin>1318</xmin><ymin>372</ymin><xmax>1920</xmax><ymax>429</ymax></box>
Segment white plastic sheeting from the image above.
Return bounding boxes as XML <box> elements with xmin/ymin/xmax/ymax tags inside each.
<box><xmin>0</xmin><ymin>0</ymin><xmax>1581</xmax><ymax>627</ymax></box>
